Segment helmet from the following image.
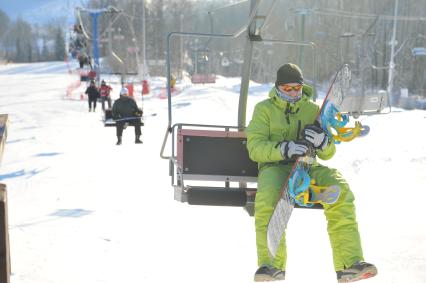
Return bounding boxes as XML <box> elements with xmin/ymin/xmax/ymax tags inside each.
<box><xmin>120</xmin><ymin>87</ymin><xmax>129</xmax><ymax>95</ymax></box>
<box><xmin>101</xmin><ymin>80</ymin><xmax>106</xmax><ymax>85</ymax></box>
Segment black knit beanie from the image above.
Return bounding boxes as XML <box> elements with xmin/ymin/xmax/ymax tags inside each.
<box><xmin>275</xmin><ymin>63</ymin><xmax>304</xmax><ymax>87</ymax></box>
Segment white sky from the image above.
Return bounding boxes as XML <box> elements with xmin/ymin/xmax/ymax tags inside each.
<box><xmin>0</xmin><ymin>61</ymin><xmax>425</xmax><ymax>283</ymax></box>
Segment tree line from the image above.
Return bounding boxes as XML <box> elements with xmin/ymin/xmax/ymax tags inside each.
<box><xmin>2</xmin><ymin>0</ymin><xmax>426</xmax><ymax>96</ymax></box>
<box><xmin>82</xmin><ymin>0</ymin><xmax>426</xmax><ymax>96</ymax></box>
<box><xmin>0</xmin><ymin>9</ymin><xmax>66</xmax><ymax>63</ymax></box>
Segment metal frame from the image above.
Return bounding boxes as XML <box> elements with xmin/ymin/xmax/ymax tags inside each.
<box><xmin>0</xmin><ymin>114</ymin><xmax>10</xmax><ymax>282</ymax></box>
<box><xmin>160</xmin><ymin>1</ymin><xmax>318</xmax><ymax>160</ymax></box>
<box><xmin>166</xmin><ymin>123</ymin><xmax>247</xmax><ymax>186</ymax></box>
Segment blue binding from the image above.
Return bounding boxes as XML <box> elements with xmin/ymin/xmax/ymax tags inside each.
<box><xmin>288</xmin><ymin>164</ymin><xmax>313</xmax><ymax>207</ymax></box>
<box><xmin>320</xmin><ymin>101</ymin><xmax>350</xmax><ymax>144</ymax></box>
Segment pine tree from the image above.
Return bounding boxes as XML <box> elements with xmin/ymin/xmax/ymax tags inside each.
<box><xmin>15</xmin><ymin>38</ymin><xmax>24</xmax><ymax>62</ymax></box>
<box><xmin>54</xmin><ymin>28</ymin><xmax>66</xmax><ymax>61</ymax></box>
<box><xmin>41</xmin><ymin>37</ymin><xmax>50</xmax><ymax>61</ymax></box>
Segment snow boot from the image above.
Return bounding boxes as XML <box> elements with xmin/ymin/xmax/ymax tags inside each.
<box><xmin>336</xmin><ymin>261</ymin><xmax>377</xmax><ymax>282</ymax></box>
<box><xmin>135</xmin><ymin>136</ymin><xmax>143</xmax><ymax>144</ymax></box>
<box><xmin>116</xmin><ymin>137</ymin><xmax>122</xmax><ymax>145</ymax></box>
<box><xmin>254</xmin><ymin>265</ymin><xmax>285</xmax><ymax>282</ymax></box>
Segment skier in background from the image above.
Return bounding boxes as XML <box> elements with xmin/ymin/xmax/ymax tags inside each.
<box><xmin>245</xmin><ymin>63</ymin><xmax>377</xmax><ymax>282</ymax></box>
<box><xmin>112</xmin><ymin>87</ymin><xmax>143</xmax><ymax>145</ymax></box>
<box><xmin>84</xmin><ymin>80</ymin><xmax>100</xmax><ymax>112</ymax></box>
<box><xmin>99</xmin><ymin>80</ymin><xmax>113</xmax><ymax>111</ymax></box>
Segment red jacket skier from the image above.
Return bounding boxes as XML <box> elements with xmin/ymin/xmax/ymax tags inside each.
<box><xmin>99</xmin><ymin>80</ymin><xmax>113</xmax><ymax>110</ymax></box>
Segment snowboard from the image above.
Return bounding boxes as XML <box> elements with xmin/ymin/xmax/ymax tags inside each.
<box><xmin>267</xmin><ymin>64</ymin><xmax>358</xmax><ymax>258</ymax></box>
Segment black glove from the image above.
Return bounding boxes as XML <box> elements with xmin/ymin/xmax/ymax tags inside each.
<box><xmin>303</xmin><ymin>124</ymin><xmax>328</xmax><ymax>150</ymax></box>
<box><xmin>279</xmin><ymin>140</ymin><xmax>310</xmax><ymax>160</ymax></box>
<box><xmin>134</xmin><ymin>109</ymin><xmax>143</xmax><ymax>117</ymax></box>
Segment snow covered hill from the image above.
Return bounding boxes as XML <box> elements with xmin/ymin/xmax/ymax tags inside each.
<box><xmin>0</xmin><ymin>62</ymin><xmax>425</xmax><ymax>283</ymax></box>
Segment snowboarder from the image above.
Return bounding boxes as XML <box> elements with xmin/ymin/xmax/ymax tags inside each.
<box><xmin>84</xmin><ymin>80</ymin><xmax>100</xmax><ymax>112</ymax></box>
<box><xmin>112</xmin><ymin>87</ymin><xmax>143</xmax><ymax>145</ymax></box>
<box><xmin>245</xmin><ymin>63</ymin><xmax>377</xmax><ymax>282</ymax></box>
<box><xmin>100</xmin><ymin>80</ymin><xmax>113</xmax><ymax>111</ymax></box>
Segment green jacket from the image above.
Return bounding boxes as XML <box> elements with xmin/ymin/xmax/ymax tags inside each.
<box><xmin>245</xmin><ymin>87</ymin><xmax>335</xmax><ymax>166</ymax></box>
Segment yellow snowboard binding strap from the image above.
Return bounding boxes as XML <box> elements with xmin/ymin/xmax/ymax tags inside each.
<box><xmin>294</xmin><ymin>179</ymin><xmax>341</xmax><ymax>206</ymax></box>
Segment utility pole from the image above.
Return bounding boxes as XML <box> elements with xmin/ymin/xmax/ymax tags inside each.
<box><xmin>295</xmin><ymin>9</ymin><xmax>307</xmax><ymax>69</ymax></box>
<box><xmin>387</xmin><ymin>0</ymin><xmax>399</xmax><ymax>101</ymax></box>
<box><xmin>180</xmin><ymin>14</ymin><xmax>184</xmax><ymax>79</ymax></box>
<box><xmin>141</xmin><ymin>0</ymin><xmax>148</xmax><ymax>79</ymax></box>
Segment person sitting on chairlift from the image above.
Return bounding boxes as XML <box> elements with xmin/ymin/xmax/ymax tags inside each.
<box><xmin>246</xmin><ymin>63</ymin><xmax>377</xmax><ymax>282</ymax></box>
<box><xmin>112</xmin><ymin>87</ymin><xmax>143</xmax><ymax>145</ymax></box>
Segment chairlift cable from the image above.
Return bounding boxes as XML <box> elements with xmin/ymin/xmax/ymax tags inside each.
<box><xmin>315</xmin><ymin>8</ymin><xmax>426</xmax><ymax>22</ymax></box>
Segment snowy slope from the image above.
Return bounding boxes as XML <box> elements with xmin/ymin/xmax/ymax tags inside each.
<box><xmin>0</xmin><ymin>62</ymin><xmax>425</xmax><ymax>283</ymax></box>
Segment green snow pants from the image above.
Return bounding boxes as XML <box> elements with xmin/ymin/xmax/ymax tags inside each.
<box><xmin>255</xmin><ymin>163</ymin><xmax>364</xmax><ymax>271</ymax></box>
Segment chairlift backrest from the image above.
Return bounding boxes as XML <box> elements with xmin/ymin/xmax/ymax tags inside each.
<box><xmin>177</xmin><ymin>128</ymin><xmax>258</xmax><ymax>183</ymax></box>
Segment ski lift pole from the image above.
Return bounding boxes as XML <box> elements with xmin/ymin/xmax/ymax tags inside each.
<box><xmin>387</xmin><ymin>0</ymin><xmax>399</xmax><ymax>103</ymax></box>
<box><xmin>91</xmin><ymin>12</ymin><xmax>101</xmax><ymax>83</ymax></box>
<box><xmin>77</xmin><ymin>6</ymin><xmax>120</xmax><ymax>84</ymax></box>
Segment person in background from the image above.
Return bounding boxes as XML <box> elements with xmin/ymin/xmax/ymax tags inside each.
<box><xmin>245</xmin><ymin>63</ymin><xmax>377</xmax><ymax>282</ymax></box>
<box><xmin>84</xmin><ymin>80</ymin><xmax>100</xmax><ymax>112</ymax></box>
<box><xmin>99</xmin><ymin>80</ymin><xmax>113</xmax><ymax>111</ymax></box>
<box><xmin>170</xmin><ymin>74</ymin><xmax>177</xmax><ymax>89</ymax></box>
<box><xmin>88</xmin><ymin>68</ymin><xmax>96</xmax><ymax>80</ymax></box>
<box><xmin>111</xmin><ymin>87</ymin><xmax>143</xmax><ymax>145</ymax></box>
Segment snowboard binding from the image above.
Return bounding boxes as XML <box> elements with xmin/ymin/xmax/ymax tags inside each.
<box><xmin>321</xmin><ymin>101</ymin><xmax>370</xmax><ymax>144</ymax></box>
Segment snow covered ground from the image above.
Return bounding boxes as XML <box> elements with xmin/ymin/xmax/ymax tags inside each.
<box><xmin>0</xmin><ymin>61</ymin><xmax>425</xmax><ymax>283</ymax></box>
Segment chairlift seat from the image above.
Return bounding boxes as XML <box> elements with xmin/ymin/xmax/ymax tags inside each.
<box><xmin>174</xmin><ymin>128</ymin><xmax>257</xmax><ymax>213</ymax></box>
<box><xmin>103</xmin><ymin>109</ymin><xmax>116</xmax><ymax>127</ymax></box>
<box><xmin>174</xmin><ymin>126</ymin><xmax>323</xmax><ymax>215</ymax></box>
<box><xmin>177</xmin><ymin>129</ymin><xmax>258</xmax><ymax>182</ymax></box>
<box><xmin>103</xmin><ymin>109</ymin><xmax>144</xmax><ymax>127</ymax></box>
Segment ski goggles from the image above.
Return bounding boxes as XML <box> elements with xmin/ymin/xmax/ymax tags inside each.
<box><xmin>280</xmin><ymin>84</ymin><xmax>303</xmax><ymax>92</ymax></box>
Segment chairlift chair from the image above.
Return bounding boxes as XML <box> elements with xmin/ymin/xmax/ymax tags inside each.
<box><xmin>160</xmin><ymin>0</ymin><xmax>323</xmax><ymax>216</ymax></box>
<box><xmin>191</xmin><ymin>48</ymin><xmax>216</xmax><ymax>84</ymax></box>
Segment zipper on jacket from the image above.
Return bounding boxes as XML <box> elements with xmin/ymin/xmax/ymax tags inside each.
<box><xmin>297</xmin><ymin>120</ymin><xmax>302</xmax><ymax>139</ymax></box>
<box><xmin>284</xmin><ymin>103</ymin><xmax>300</xmax><ymax>124</ymax></box>
<box><xmin>284</xmin><ymin>104</ymin><xmax>290</xmax><ymax>124</ymax></box>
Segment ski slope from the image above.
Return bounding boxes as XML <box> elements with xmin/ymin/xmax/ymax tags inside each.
<box><xmin>0</xmin><ymin>61</ymin><xmax>425</xmax><ymax>283</ymax></box>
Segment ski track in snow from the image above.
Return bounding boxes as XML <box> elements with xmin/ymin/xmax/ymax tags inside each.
<box><xmin>0</xmin><ymin>62</ymin><xmax>425</xmax><ymax>283</ymax></box>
